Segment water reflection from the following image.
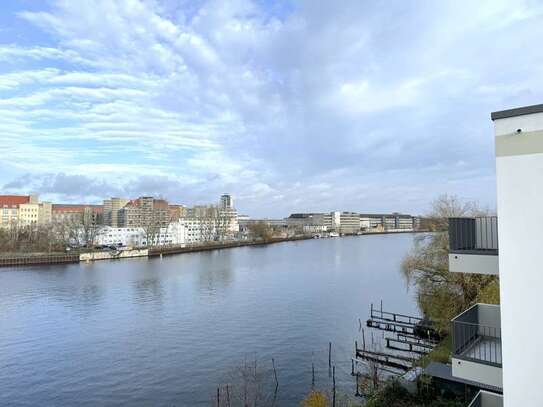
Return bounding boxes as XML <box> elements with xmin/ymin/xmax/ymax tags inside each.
<box><xmin>196</xmin><ymin>250</ymin><xmax>234</xmax><ymax>295</ymax></box>
<box><xmin>133</xmin><ymin>277</ymin><xmax>165</xmax><ymax>305</ymax></box>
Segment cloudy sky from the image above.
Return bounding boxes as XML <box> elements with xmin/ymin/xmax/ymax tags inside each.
<box><xmin>1</xmin><ymin>0</ymin><xmax>542</xmax><ymax>217</ymax></box>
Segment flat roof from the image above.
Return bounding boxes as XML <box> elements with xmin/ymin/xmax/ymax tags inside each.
<box><xmin>491</xmin><ymin>103</ymin><xmax>543</xmax><ymax>121</ymax></box>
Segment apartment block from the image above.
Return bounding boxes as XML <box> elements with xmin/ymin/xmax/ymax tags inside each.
<box><xmin>169</xmin><ymin>204</ymin><xmax>187</xmax><ymax>222</ymax></box>
<box><xmin>103</xmin><ymin>197</ymin><xmax>129</xmax><ymax>227</ymax></box>
<box><xmin>0</xmin><ymin>195</ymin><xmax>52</xmax><ymax>228</ymax></box>
<box><xmin>118</xmin><ymin>197</ymin><xmax>170</xmax><ymax>228</ymax></box>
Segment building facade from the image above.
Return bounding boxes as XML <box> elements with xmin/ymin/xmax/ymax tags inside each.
<box><xmin>220</xmin><ymin>193</ymin><xmax>234</xmax><ymax>210</ymax></box>
<box><xmin>360</xmin><ymin>213</ymin><xmax>416</xmax><ymax>232</ymax></box>
<box><xmin>118</xmin><ymin>197</ymin><xmax>170</xmax><ymax>228</ymax></box>
<box><xmin>0</xmin><ymin>195</ymin><xmax>52</xmax><ymax>228</ymax></box>
<box><xmin>94</xmin><ymin>222</ymin><xmax>188</xmax><ymax>247</ymax></box>
<box><xmin>287</xmin><ymin>211</ymin><xmax>417</xmax><ymax>234</ymax></box>
<box><xmin>103</xmin><ymin>197</ymin><xmax>129</xmax><ymax>227</ymax></box>
<box><xmin>169</xmin><ymin>204</ymin><xmax>187</xmax><ymax>222</ymax></box>
<box><xmin>441</xmin><ymin>104</ymin><xmax>543</xmax><ymax>406</ymax></box>
<box><xmin>52</xmin><ymin>204</ymin><xmax>103</xmax><ymax>225</ymax></box>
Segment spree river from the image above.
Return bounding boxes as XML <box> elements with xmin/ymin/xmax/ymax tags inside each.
<box><xmin>0</xmin><ymin>234</ymin><xmax>419</xmax><ymax>406</ymax></box>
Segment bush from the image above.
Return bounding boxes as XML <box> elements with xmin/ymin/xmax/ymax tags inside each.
<box><xmin>301</xmin><ymin>391</ymin><xmax>328</xmax><ymax>407</ymax></box>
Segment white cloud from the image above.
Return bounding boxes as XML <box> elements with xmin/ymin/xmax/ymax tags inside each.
<box><xmin>1</xmin><ymin>0</ymin><xmax>543</xmax><ymax>215</ymax></box>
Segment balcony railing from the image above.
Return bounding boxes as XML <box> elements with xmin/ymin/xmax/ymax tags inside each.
<box><xmin>449</xmin><ymin>217</ymin><xmax>498</xmax><ymax>255</ymax></box>
<box><xmin>468</xmin><ymin>390</ymin><xmax>503</xmax><ymax>407</ymax></box>
<box><xmin>452</xmin><ymin>304</ymin><xmax>501</xmax><ymax>367</ymax></box>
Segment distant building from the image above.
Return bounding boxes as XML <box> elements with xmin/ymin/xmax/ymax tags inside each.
<box><xmin>286</xmin><ymin>213</ymin><xmax>330</xmax><ymax>231</ymax></box>
<box><xmin>359</xmin><ymin>213</ymin><xmax>417</xmax><ymax>232</ymax></box>
<box><xmin>185</xmin><ymin>195</ymin><xmax>239</xmax><ymax>240</ymax></box>
<box><xmin>118</xmin><ymin>197</ymin><xmax>170</xmax><ymax>228</ymax></box>
<box><xmin>287</xmin><ymin>211</ymin><xmax>417</xmax><ymax>234</ymax></box>
<box><xmin>337</xmin><ymin>212</ymin><xmax>361</xmax><ymax>234</ymax></box>
<box><xmin>0</xmin><ymin>195</ymin><xmax>52</xmax><ymax>228</ymax></box>
<box><xmin>220</xmin><ymin>193</ymin><xmax>234</xmax><ymax>210</ymax></box>
<box><xmin>52</xmin><ymin>204</ymin><xmax>103</xmax><ymax>225</ymax></box>
<box><xmin>103</xmin><ymin>197</ymin><xmax>129</xmax><ymax>227</ymax></box>
<box><xmin>169</xmin><ymin>204</ymin><xmax>187</xmax><ymax>222</ymax></box>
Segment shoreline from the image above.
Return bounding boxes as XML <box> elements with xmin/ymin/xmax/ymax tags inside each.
<box><xmin>0</xmin><ymin>230</ymin><xmax>429</xmax><ymax>268</ymax></box>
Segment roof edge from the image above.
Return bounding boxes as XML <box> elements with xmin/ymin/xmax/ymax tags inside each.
<box><xmin>491</xmin><ymin>103</ymin><xmax>543</xmax><ymax>121</ymax></box>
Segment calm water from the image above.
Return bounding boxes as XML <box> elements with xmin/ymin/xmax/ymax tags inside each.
<box><xmin>0</xmin><ymin>234</ymin><xmax>419</xmax><ymax>406</ymax></box>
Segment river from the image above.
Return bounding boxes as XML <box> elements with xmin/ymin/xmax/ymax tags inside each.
<box><xmin>0</xmin><ymin>233</ymin><xmax>419</xmax><ymax>406</ymax></box>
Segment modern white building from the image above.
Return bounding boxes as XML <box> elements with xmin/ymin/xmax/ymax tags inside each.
<box><xmin>445</xmin><ymin>103</ymin><xmax>543</xmax><ymax>406</ymax></box>
<box><xmin>94</xmin><ymin>222</ymin><xmax>188</xmax><ymax>247</ymax></box>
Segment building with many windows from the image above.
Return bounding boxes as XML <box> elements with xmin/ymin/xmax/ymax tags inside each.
<box><xmin>0</xmin><ymin>195</ymin><xmax>52</xmax><ymax>228</ymax></box>
<box><xmin>287</xmin><ymin>211</ymin><xmax>418</xmax><ymax>234</ymax></box>
<box><xmin>118</xmin><ymin>197</ymin><xmax>170</xmax><ymax>228</ymax></box>
<box><xmin>220</xmin><ymin>193</ymin><xmax>234</xmax><ymax>210</ymax></box>
<box><xmin>103</xmin><ymin>197</ymin><xmax>129</xmax><ymax>227</ymax></box>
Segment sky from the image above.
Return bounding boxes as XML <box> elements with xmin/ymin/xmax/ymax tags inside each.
<box><xmin>1</xmin><ymin>0</ymin><xmax>543</xmax><ymax>217</ymax></box>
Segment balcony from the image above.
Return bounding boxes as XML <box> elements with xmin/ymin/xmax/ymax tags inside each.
<box><xmin>448</xmin><ymin>217</ymin><xmax>499</xmax><ymax>275</ymax></box>
<box><xmin>468</xmin><ymin>390</ymin><xmax>503</xmax><ymax>407</ymax></box>
<box><xmin>452</xmin><ymin>304</ymin><xmax>502</xmax><ymax>389</ymax></box>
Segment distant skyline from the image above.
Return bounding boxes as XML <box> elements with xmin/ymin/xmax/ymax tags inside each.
<box><xmin>1</xmin><ymin>0</ymin><xmax>542</xmax><ymax>217</ymax></box>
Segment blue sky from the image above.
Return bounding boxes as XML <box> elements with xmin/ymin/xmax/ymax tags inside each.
<box><xmin>1</xmin><ymin>0</ymin><xmax>542</xmax><ymax>217</ymax></box>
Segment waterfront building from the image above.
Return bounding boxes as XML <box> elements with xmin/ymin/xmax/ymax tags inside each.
<box><xmin>94</xmin><ymin>222</ymin><xmax>187</xmax><ymax>247</ymax></box>
<box><xmin>0</xmin><ymin>195</ymin><xmax>52</xmax><ymax>228</ymax></box>
<box><xmin>286</xmin><ymin>213</ymin><xmax>330</xmax><ymax>231</ymax></box>
<box><xmin>287</xmin><ymin>211</ymin><xmax>417</xmax><ymax>234</ymax></box>
<box><xmin>103</xmin><ymin>197</ymin><xmax>129</xmax><ymax>227</ymax></box>
<box><xmin>337</xmin><ymin>212</ymin><xmax>361</xmax><ymax>234</ymax></box>
<box><xmin>440</xmin><ymin>103</ymin><xmax>543</xmax><ymax>406</ymax></box>
<box><xmin>359</xmin><ymin>213</ymin><xmax>416</xmax><ymax>232</ymax></box>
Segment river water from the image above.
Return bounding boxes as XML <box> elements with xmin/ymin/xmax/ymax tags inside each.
<box><xmin>0</xmin><ymin>234</ymin><xmax>419</xmax><ymax>406</ymax></box>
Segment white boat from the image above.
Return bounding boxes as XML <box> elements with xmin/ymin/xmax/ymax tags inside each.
<box><xmin>329</xmin><ymin>232</ymin><xmax>339</xmax><ymax>238</ymax></box>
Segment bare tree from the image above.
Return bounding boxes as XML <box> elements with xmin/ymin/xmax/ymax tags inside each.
<box><xmin>248</xmin><ymin>221</ymin><xmax>273</xmax><ymax>241</ymax></box>
<box><xmin>141</xmin><ymin>211</ymin><xmax>163</xmax><ymax>247</ymax></box>
<box><xmin>402</xmin><ymin>195</ymin><xmax>498</xmax><ymax>331</ymax></box>
<box><xmin>217</xmin><ymin>357</ymin><xmax>278</xmax><ymax>407</ymax></box>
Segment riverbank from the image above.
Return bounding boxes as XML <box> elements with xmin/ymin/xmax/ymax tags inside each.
<box><xmin>0</xmin><ymin>230</ymin><xmax>428</xmax><ymax>268</ymax></box>
<box><xmin>0</xmin><ymin>235</ymin><xmax>312</xmax><ymax>268</ymax></box>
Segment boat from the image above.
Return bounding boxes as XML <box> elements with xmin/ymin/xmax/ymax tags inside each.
<box><xmin>329</xmin><ymin>232</ymin><xmax>339</xmax><ymax>238</ymax></box>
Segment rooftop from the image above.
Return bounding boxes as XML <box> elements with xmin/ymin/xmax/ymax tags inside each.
<box><xmin>0</xmin><ymin>195</ymin><xmax>31</xmax><ymax>207</ymax></box>
<box><xmin>491</xmin><ymin>103</ymin><xmax>543</xmax><ymax>121</ymax></box>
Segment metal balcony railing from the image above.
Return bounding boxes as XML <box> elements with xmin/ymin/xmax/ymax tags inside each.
<box><xmin>452</xmin><ymin>304</ymin><xmax>502</xmax><ymax>367</ymax></box>
<box><xmin>449</xmin><ymin>217</ymin><xmax>498</xmax><ymax>255</ymax></box>
<box><xmin>468</xmin><ymin>390</ymin><xmax>503</xmax><ymax>407</ymax></box>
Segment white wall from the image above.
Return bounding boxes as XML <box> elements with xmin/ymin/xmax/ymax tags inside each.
<box><xmin>448</xmin><ymin>253</ymin><xmax>499</xmax><ymax>275</ymax></box>
<box><xmin>452</xmin><ymin>358</ymin><xmax>502</xmax><ymax>389</ymax></box>
<box><xmin>495</xmin><ymin>111</ymin><xmax>543</xmax><ymax>407</ymax></box>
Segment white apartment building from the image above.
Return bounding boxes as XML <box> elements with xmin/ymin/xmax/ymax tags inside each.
<box><xmin>94</xmin><ymin>222</ymin><xmax>188</xmax><ymax>247</ymax></box>
<box><xmin>444</xmin><ymin>103</ymin><xmax>543</xmax><ymax>407</ymax></box>
<box><xmin>93</xmin><ymin>212</ymin><xmax>239</xmax><ymax>247</ymax></box>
